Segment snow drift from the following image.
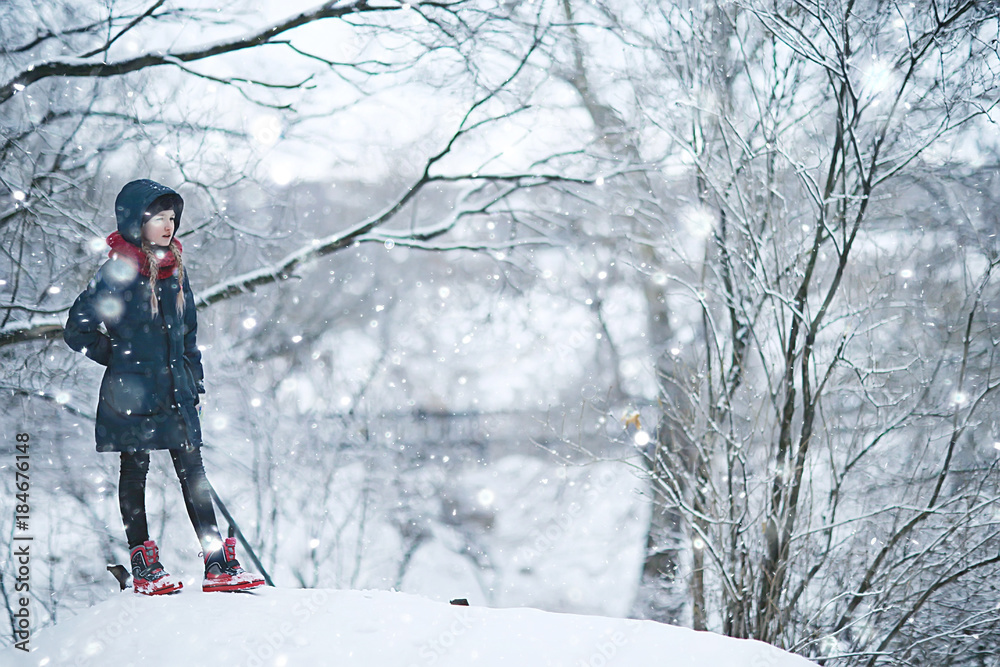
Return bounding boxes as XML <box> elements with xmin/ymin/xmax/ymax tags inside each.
<box><xmin>6</xmin><ymin>588</ymin><xmax>817</xmax><ymax>667</ymax></box>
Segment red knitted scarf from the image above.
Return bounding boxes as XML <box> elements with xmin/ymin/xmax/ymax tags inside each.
<box><xmin>106</xmin><ymin>231</ymin><xmax>181</xmax><ymax>279</ymax></box>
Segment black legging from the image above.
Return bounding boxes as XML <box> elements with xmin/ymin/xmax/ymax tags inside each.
<box><xmin>119</xmin><ymin>447</ymin><xmax>221</xmax><ymax>551</ymax></box>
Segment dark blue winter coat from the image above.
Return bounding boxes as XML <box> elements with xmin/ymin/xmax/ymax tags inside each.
<box><xmin>64</xmin><ymin>180</ymin><xmax>205</xmax><ymax>452</ymax></box>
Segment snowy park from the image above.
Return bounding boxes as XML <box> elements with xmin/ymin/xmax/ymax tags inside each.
<box><xmin>2</xmin><ymin>1</ymin><xmax>1000</xmax><ymax>666</ymax></box>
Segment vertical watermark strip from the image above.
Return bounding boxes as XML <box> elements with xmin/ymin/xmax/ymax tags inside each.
<box><xmin>12</xmin><ymin>432</ymin><xmax>32</xmax><ymax>652</ymax></box>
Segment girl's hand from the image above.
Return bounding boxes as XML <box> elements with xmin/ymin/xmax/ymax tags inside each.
<box><xmin>195</xmin><ymin>381</ymin><xmax>206</xmax><ymax>418</ymax></box>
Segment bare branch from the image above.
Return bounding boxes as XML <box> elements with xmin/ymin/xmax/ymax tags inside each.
<box><xmin>0</xmin><ymin>0</ymin><xmax>415</xmax><ymax>104</ymax></box>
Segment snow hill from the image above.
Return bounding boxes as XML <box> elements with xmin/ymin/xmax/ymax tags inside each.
<box><xmin>5</xmin><ymin>588</ymin><xmax>817</xmax><ymax>667</ymax></box>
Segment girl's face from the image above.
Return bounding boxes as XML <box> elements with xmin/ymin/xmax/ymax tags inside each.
<box><xmin>142</xmin><ymin>209</ymin><xmax>175</xmax><ymax>247</ymax></box>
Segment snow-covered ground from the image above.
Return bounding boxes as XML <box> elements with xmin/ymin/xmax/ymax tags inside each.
<box><xmin>6</xmin><ymin>587</ymin><xmax>817</xmax><ymax>667</ymax></box>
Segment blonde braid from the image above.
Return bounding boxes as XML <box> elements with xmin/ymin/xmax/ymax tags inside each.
<box><xmin>142</xmin><ymin>242</ymin><xmax>160</xmax><ymax>317</ymax></box>
<box><xmin>171</xmin><ymin>239</ymin><xmax>185</xmax><ymax>317</ymax></box>
<box><xmin>141</xmin><ymin>241</ymin><xmax>185</xmax><ymax>318</ymax></box>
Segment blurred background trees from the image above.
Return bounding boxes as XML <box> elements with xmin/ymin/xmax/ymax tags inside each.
<box><xmin>2</xmin><ymin>1</ymin><xmax>1000</xmax><ymax>665</ymax></box>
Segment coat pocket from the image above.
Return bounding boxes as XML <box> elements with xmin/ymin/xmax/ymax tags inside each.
<box><xmin>179</xmin><ymin>359</ymin><xmax>201</xmax><ymax>405</ymax></box>
<box><xmin>101</xmin><ymin>370</ymin><xmax>165</xmax><ymax>416</ymax></box>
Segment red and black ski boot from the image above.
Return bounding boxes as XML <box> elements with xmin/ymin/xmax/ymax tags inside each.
<box><xmin>129</xmin><ymin>540</ymin><xmax>183</xmax><ymax>595</ymax></box>
<box><xmin>203</xmin><ymin>537</ymin><xmax>265</xmax><ymax>592</ymax></box>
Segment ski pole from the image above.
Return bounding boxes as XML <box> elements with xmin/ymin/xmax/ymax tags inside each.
<box><xmin>206</xmin><ymin>479</ymin><xmax>274</xmax><ymax>587</ymax></box>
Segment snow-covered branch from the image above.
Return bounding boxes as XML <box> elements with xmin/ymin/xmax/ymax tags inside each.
<box><xmin>194</xmin><ymin>174</ymin><xmax>562</xmax><ymax>308</ymax></box>
<box><xmin>0</xmin><ymin>0</ymin><xmax>414</xmax><ymax>105</ymax></box>
<box><xmin>0</xmin><ymin>317</ymin><xmax>64</xmax><ymax>347</ymax></box>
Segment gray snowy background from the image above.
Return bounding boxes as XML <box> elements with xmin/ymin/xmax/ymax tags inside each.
<box><xmin>2</xmin><ymin>1</ymin><xmax>1000</xmax><ymax>665</ymax></box>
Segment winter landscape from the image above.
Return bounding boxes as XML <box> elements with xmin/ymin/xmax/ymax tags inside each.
<box><xmin>2</xmin><ymin>1</ymin><xmax>1000</xmax><ymax>666</ymax></box>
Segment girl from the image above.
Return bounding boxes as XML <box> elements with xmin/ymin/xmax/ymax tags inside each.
<box><xmin>65</xmin><ymin>179</ymin><xmax>264</xmax><ymax>594</ymax></box>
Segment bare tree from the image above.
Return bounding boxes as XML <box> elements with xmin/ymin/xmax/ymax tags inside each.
<box><xmin>545</xmin><ymin>0</ymin><xmax>1000</xmax><ymax>662</ymax></box>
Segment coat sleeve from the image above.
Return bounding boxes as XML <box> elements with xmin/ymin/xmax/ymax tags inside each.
<box><xmin>64</xmin><ymin>269</ymin><xmax>112</xmax><ymax>366</ymax></box>
<box><xmin>182</xmin><ymin>274</ymin><xmax>205</xmax><ymax>394</ymax></box>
